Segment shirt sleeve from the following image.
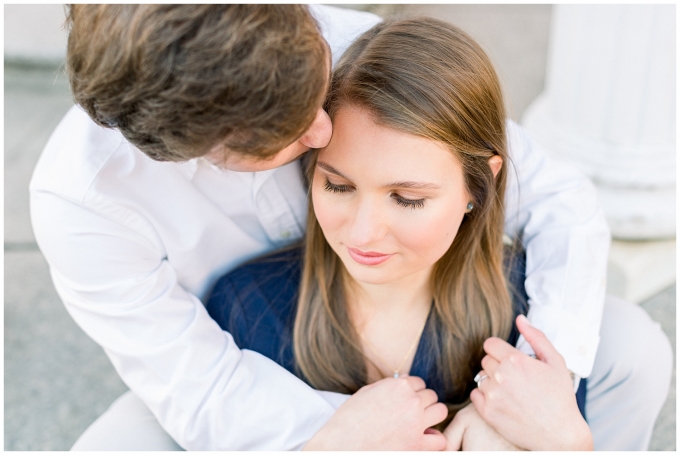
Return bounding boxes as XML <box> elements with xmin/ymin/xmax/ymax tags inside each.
<box><xmin>503</xmin><ymin>120</ymin><xmax>611</xmax><ymax>378</ymax></box>
<box><xmin>29</xmin><ymin>189</ymin><xmax>341</xmax><ymax>450</ymax></box>
<box><xmin>308</xmin><ymin>5</ymin><xmax>382</xmax><ymax>67</ymax></box>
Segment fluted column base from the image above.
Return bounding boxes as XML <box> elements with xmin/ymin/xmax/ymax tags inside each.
<box><xmin>523</xmin><ymin>94</ymin><xmax>676</xmax><ymax>240</ymax></box>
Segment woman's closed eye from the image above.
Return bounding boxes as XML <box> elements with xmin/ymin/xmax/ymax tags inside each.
<box><xmin>323</xmin><ymin>178</ymin><xmax>426</xmax><ymax>210</ymax></box>
<box><xmin>323</xmin><ymin>179</ymin><xmax>353</xmax><ymax>194</ymax></box>
<box><xmin>392</xmin><ymin>194</ymin><xmax>426</xmax><ymax>209</ymax></box>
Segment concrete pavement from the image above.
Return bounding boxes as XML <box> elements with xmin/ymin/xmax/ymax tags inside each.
<box><xmin>4</xmin><ymin>64</ymin><xmax>129</xmax><ymax>450</ymax></box>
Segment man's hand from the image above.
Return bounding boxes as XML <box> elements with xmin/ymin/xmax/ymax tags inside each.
<box><xmin>470</xmin><ymin>315</ymin><xmax>592</xmax><ymax>451</ymax></box>
<box><xmin>303</xmin><ymin>375</ymin><xmax>448</xmax><ymax>451</ymax></box>
<box><xmin>444</xmin><ymin>403</ymin><xmax>521</xmax><ymax>451</ymax></box>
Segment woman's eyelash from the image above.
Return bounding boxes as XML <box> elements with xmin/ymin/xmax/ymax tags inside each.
<box><xmin>323</xmin><ymin>179</ymin><xmax>352</xmax><ymax>193</ymax></box>
<box><xmin>392</xmin><ymin>194</ymin><xmax>426</xmax><ymax>209</ymax></box>
<box><xmin>323</xmin><ymin>178</ymin><xmax>426</xmax><ymax>209</ymax></box>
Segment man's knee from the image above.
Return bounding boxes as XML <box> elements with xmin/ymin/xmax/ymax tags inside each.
<box><xmin>71</xmin><ymin>391</ymin><xmax>183</xmax><ymax>451</ymax></box>
<box><xmin>594</xmin><ymin>294</ymin><xmax>673</xmax><ymax>397</ymax></box>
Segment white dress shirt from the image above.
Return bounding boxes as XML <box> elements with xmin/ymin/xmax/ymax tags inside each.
<box><xmin>29</xmin><ymin>5</ymin><xmax>610</xmax><ymax>451</ymax></box>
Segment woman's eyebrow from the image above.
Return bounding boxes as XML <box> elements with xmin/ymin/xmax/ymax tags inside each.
<box><xmin>317</xmin><ymin>161</ymin><xmax>440</xmax><ymax>189</ymax></box>
<box><xmin>317</xmin><ymin>161</ymin><xmax>351</xmax><ymax>180</ymax></box>
<box><xmin>384</xmin><ymin>181</ymin><xmax>441</xmax><ymax>190</ymax></box>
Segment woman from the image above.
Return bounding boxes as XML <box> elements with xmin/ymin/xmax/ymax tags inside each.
<box><xmin>206</xmin><ymin>17</ymin><xmax>590</xmax><ymax>450</ymax></box>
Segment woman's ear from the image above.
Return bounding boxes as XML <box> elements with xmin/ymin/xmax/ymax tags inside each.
<box><xmin>488</xmin><ymin>155</ymin><xmax>503</xmax><ymax>178</ymax></box>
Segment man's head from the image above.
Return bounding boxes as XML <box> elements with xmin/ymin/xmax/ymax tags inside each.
<box><xmin>66</xmin><ymin>5</ymin><xmax>332</xmax><ymax>169</ymax></box>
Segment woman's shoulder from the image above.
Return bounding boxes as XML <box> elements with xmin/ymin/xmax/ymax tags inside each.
<box><xmin>221</xmin><ymin>244</ymin><xmax>304</xmax><ymax>291</ymax></box>
<box><xmin>205</xmin><ymin>243</ymin><xmax>304</xmax><ymax>352</ymax></box>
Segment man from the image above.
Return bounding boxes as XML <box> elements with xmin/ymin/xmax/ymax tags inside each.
<box><xmin>30</xmin><ymin>5</ymin><xmax>671</xmax><ymax>450</ymax></box>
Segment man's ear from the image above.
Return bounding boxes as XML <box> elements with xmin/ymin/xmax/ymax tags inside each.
<box><xmin>488</xmin><ymin>155</ymin><xmax>503</xmax><ymax>178</ymax></box>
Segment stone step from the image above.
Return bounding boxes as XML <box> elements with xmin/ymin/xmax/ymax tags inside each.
<box><xmin>607</xmin><ymin>239</ymin><xmax>676</xmax><ymax>303</ymax></box>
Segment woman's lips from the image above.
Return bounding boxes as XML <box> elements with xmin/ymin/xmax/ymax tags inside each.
<box><xmin>347</xmin><ymin>247</ymin><xmax>394</xmax><ymax>266</ymax></box>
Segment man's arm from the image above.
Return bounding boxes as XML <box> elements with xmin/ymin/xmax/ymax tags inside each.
<box><xmin>504</xmin><ymin>120</ymin><xmax>610</xmax><ymax>380</ymax></box>
<box><xmin>31</xmin><ymin>190</ymin><xmax>342</xmax><ymax>450</ymax></box>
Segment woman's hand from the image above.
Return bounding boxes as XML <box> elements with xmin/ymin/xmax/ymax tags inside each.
<box><xmin>304</xmin><ymin>375</ymin><xmax>448</xmax><ymax>451</ymax></box>
<box><xmin>471</xmin><ymin>315</ymin><xmax>593</xmax><ymax>451</ymax></box>
<box><xmin>444</xmin><ymin>403</ymin><xmax>522</xmax><ymax>451</ymax></box>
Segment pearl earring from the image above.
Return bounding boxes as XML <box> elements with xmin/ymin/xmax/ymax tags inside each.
<box><xmin>466</xmin><ymin>202</ymin><xmax>474</xmax><ymax>212</ymax></box>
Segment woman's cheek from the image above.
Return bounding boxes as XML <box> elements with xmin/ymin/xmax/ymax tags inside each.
<box><xmin>312</xmin><ymin>189</ymin><xmax>344</xmax><ymax>240</ymax></box>
<box><xmin>392</xmin><ymin>204</ymin><xmax>463</xmax><ymax>263</ymax></box>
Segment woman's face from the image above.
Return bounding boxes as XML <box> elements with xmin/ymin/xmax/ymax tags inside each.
<box><xmin>312</xmin><ymin>105</ymin><xmax>471</xmax><ymax>286</ymax></box>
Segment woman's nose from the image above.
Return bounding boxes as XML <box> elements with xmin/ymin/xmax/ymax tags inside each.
<box><xmin>299</xmin><ymin>108</ymin><xmax>332</xmax><ymax>149</ymax></box>
<box><xmin>347</xmin><ymin>198</ymin><xmax>387</xmax><ymax>248</ymax></box>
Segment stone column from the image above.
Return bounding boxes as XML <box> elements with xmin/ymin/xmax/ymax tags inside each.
<box><xmin>522</xmin><ymin>4</ymin><xmax>675</xmax><ymax>302</ymax></box>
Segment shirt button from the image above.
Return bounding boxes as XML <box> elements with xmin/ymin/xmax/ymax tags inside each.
<box><xmin>280</xmin><ymin>230</ymin><xmax>291</xmax><ymax>239</ymax></box>
<box><xmin>578</xmin><ymin>345</ymin><xmax>587</xmax><ymax>356</ymax></box>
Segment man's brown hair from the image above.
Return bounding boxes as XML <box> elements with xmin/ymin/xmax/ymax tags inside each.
<box><xmin>66</xmin><ymin>5</ymin><xmax>329</xmax><ymax>161</ymax></box>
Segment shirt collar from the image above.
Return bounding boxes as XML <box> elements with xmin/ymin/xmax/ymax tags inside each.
<box><xmin>252</xmin><ymin>168</ymin><xmax>277</xmax><ymax>194</ymax></box>
<box><xmin>181</xmin><ymin>157</ymin><xmax>278</xmax><ymax>193</ymax></box>
<box><xmin>175</xmin><ymin>158</ymin><xmax>200</xmax><ymax>180</ymax></box>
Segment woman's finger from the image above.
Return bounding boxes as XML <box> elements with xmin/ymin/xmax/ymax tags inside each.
<box><xmin>423</xmin><ymin>401</ymin><xmax>449</xmax><ymax>429</ymax></box>
<box><xmin>401</xmin><ymin>374</ymin><xmax>426</xmax><ymax>392</ymax></box>
<box><xmin>481</xmin><ymin>355</ymin><xmax>500</xmax><ymax>378</ymax></box>
<box><xmin>516</xmin><ymin>315</ymin><xmax>565</xmax><ymax>367</ymax></box>
<box><xmin>415</xmin><ymin>387</ymin><xmax>439</xmax><ymax>408</ymax></box>
<box><xmin>469</xmin><ymin>388</ymin><xmax>487</xmax><ymax>418</ymax></box>
<box><xmin>483</xmin><ymin>336</ymin><xmax>517</xmax><ymax>362</ymax></box>
<box><xmin>474</xmin><ymin>369</ymin><xmax>491</xmax><ymax>392</ymax></box>
<box><xmin>442</xmin><ymin>411</ymin><xmax>467</xmax><ymax>451</ymax></box>
<box><xmin>422</xmin><ymin>431</ymin><xmax>448</xmax><ymax>451</ymax></box>
<box><xmin>474</xmin><ymin>368</ymin><xmax>503</xmax><ymax>417</ymax></box>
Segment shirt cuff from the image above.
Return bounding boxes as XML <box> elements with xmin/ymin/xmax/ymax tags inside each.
<box><xmin>514</xmin><ymin>304</ymin><xmax>601</xmax><ymax>378</ymax></box>
<box><xmin>316</xmin><ymin>390</ymin><xmax>350</xmax><ymax>409</ymax></box>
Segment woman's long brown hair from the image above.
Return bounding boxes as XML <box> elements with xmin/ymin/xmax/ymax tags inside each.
<box><xmin>293</xmin><ymin>17</ymin><xmax>514</xmax><ymax>407</ymax></box>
